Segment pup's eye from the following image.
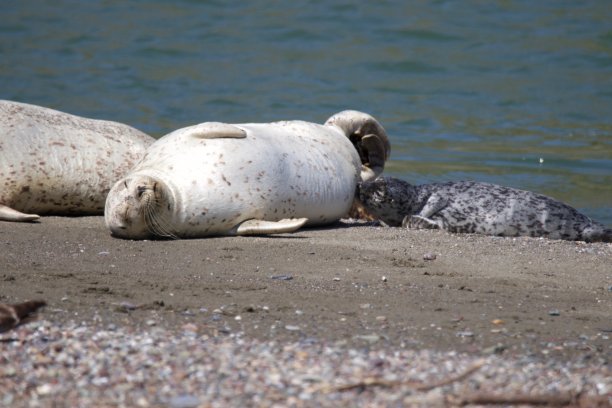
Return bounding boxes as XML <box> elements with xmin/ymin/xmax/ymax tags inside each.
<box><xmin>137</xmin><ymin>186</ymin><xmax>146</xmax><ymax>198</ymax></box>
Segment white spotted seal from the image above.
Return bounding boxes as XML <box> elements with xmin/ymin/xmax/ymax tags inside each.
<box><xmin>105</xmin><ymin>111</ymin><xmax>390</xmax><ymax>239</ymax></box>
<box><xmin>357</xmin><ymin>176</ymin><xmax>612</xmax><ymax>242</ymax></box>
<box><xmin>0</xmin><ymin>100</ymin><xmax>154</xmax><ymax>222</ymax></box>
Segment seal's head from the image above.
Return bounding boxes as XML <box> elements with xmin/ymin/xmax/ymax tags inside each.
<box><xmin>356</xmin><ymin>176</ymin><xmax>415</xmax><ymax>226</ymax></box>
<box><xmin>324</xmin><ymin>110</ymin><xmax>391</xmax><ymax>182</ymax></box>
<box><xmin>105</xmin><ymin>175</ymin><xmax>177</xmax><ymax>239</ymax></box>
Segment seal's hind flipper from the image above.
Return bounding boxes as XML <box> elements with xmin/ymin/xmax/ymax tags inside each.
<box><xmin>233</xmin><ymin>218</ymin><xmax>308</xmax><ymax>236</ymax></box>
<box><xmin>0</xmin><ymin>205</ymin><xmax>41</xmax><ymax>222</ymax></box>
<box><xmin>324</xmin><ymin>110</ymin><xmax>391</xmax><ymax>183</ymax></box>
<box><xmin>582</xmin><ymin>225</ymin><xmax>612</xmax><ymax>243</ymax></box>
<box><xmin>184</xmin><ymin>122</ymin><xmax>247</xmax><ymax>139</ymax></box>
<box><xmin>359</xmin><ymin>134</ymin><xmax>388</xmax><ymax>182</ymax></box>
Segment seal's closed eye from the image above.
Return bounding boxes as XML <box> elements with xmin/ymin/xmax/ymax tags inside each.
<box><xmin>137</xmin><ymin>186</ymin><xmax>146</xmax><ymax>198</ymax></box>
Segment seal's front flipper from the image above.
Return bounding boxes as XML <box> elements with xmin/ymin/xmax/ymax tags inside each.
<box><xmin>403</xmin><ymin>215</ymin><xmax>441</xmax><ymax>229</ymax></box>
<box><xmin>403</xmin><ymin>195</ymin><xmax>447</xmax><ymax>229</ymax></box>
<box><xmin>184</xmin><ymin>122</ymin><xmax>247</xmax><ymax>139</ymax></box>
<box><xmin>233</xmin><ymin>218</ymin><xmax>308</xmax><ymax>236</ymax></box>
<box><xmin>418</xmin><ymin>194</ymin><xmax>448</xmax><ymax>219</ymax></box>
<box><xmin>0</xmin><ymin>205</ymin><xmax>41</xmax><ymax>222</ymax></box>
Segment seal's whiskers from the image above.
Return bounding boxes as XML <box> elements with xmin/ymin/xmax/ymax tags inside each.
<box><xmin>140</xmin><ymin>189</ymin><xmax>178</xmax><ymax>239</ymax></box>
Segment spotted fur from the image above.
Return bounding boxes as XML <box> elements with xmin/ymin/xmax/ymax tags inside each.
<box><xmin>357</xmin><ymin>176</ymin><xmax>612</xmax><ymax>242</ymax></box>
<box><xmin>0</xmin><ymin>100</ymin><xmax>154</xmax><ymax>222</ymax></box>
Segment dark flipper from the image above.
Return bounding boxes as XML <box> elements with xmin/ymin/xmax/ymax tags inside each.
<box><xmin>0</xmin><ymin>300</ymin><xmax>47</xmax><ymax>333</ymax></box>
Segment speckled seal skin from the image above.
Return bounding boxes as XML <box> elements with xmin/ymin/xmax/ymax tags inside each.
<box><xmin>0</xmin><ymin>100</ymin><xmax>154</xmax><ymax>222</ymax></box>
<box><xmin>105</xmin><ymin>111</ymin><xmax>389</xmax><ymax>239</ymax></box>
<box><xmin>357</xmin><ymin>176</ymin><xmax>612</xmax><ymax>242</ymax></box>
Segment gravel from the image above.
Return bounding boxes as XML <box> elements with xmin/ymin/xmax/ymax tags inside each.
<box><xmin>1</xmin><ymin>320</ymin><xmax>610</xmax><ymax>407</ymax></box>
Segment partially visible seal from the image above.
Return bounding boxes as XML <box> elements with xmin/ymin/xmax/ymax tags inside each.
<box><xmin>357</xmin><ymin>176</ymin><xmax>612</xmax><ymax>242</ymax></box>
<box><xmin>105</xmin><ymin>111</ymin><xmax>390</xmax><ymax>239</ymax></box>
<box><xmin>0</xmin><ymin>100</ymin><xmax>155</xmax><ymax>222</ymax></box>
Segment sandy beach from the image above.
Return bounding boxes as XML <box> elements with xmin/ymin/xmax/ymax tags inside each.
<box><xmin>1</xmin><ymin>217</ymin><xmax>610</xmax><ymax>406</ymax></box>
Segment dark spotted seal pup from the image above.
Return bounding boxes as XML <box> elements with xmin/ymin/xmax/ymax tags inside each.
<box><xmin>356</xmin><ymin>176</ymin><xmax>612</xmax><ymax>242</ymax></box>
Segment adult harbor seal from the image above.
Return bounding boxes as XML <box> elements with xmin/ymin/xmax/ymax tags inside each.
<box><xmin>356</xmin><ymin>176</ymin><xmax>612</xmax><ymax>242</ymax></box>
<box><xmin>105</xmin><ymin>111</ymin><xmax>390</xmax><ymax>239</ymax></box>
<box><xmin>0</xmin><ymin>100</ymin><xmax>154</xmax><ymax>222</ymax></box>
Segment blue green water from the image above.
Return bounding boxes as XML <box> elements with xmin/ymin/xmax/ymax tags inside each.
<box><xmin>2</xmin><ymin>0</ymin><xmax>611</xmax><ymax>225</ymax></box>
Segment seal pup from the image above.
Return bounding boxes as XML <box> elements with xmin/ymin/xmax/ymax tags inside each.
<box><xmin>0</xmin><ymin>300</ymin><xmax>46</xmax><ymax>333</ymax></box>
<box><xmin>357</xmin><ymin>176</ymin><xmax>612</xmax><ymax>242</ymax></box>
<box><xmin>105</xmin><ymin>111</ymin><xmax>390</xmax><ymax>239</ymax></box>
<box><xmin>0</xmin><ymin>100</ymin><xmax>154</xmax><ymax>222</ymax></box>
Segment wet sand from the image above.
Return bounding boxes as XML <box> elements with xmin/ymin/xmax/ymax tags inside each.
<box><xmin>2</xmin><ymin>216</ymin><xmax>610</xmax><ymax>358</ymax></box>
<box><xmin>1</xmin><ymin>217</ymin><xmax>611</xmax><ymax>406</ymax></box>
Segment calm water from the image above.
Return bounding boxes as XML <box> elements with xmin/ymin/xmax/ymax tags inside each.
<box><xmin>2</xmin><ymin>0</ymin><xmax>611</xmax><ymax>225</ymax></box>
